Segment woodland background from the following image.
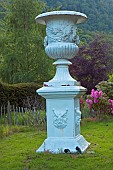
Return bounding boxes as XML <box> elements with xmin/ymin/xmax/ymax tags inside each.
<box><xmin>0</xmin><ymin>0</ymin><xmax>113</xmax><ymax>95</ymax></box>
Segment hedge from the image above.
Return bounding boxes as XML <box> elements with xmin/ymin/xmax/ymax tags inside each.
<box><xmin>0</xmin><ymin>82</ymin><xmax>44</xmax><ymax>107</ymax></box>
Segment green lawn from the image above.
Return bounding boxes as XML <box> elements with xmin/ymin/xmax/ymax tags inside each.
<box><xmin>0</xmin><ymin>120</ymin><xmax>113</xmax><ymax>170</ymax></box>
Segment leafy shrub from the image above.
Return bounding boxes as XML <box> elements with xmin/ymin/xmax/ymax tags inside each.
<box><xmin>0</xmin><ymin>82</ymin><xmax>44</xmax><ymax>107</ymax></box>
<box><xmin>95</xmin><ymin>81</ymin><xmax>113</xmax><ymax>100</ymax></box>
<box><xmin>86</xmin><ymin>89</ymin><xmax>113</xmax><ymax>119</ymax></box>
<box><xmin>108</xmin><ymin>74</ymin><xmax>113</xmax><ymax>82</ymax></box>
<box><xmin>70</xmin><ymin>35</ymin><xmax>112</xmax><ymax>94</ymax></box>
<box><xmin>80</xmin><ymin>96</ymin><xmax>91</xmax><ymax>118</ymax></box>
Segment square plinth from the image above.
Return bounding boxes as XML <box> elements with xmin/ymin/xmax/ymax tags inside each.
<box><xmin>36</xmin><ymin>86</ymin><xmax>90</xmax><ymax>153</ymax></box>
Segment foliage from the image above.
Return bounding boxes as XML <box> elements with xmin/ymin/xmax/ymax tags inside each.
<box><xmin>22</xmin><ymin>109</ymin><xmax>46</xmax><ymax>127</ymax></box>
<box><xmin>86</xmin><ymin>89</ymin><xmax>113</xmax><ymax>120</ymax></box>
<box><xmin>0</xmin><ymin>0</ymin><xmax>113</xmax><ymax>84</ymax></box>
<box><xmin>0</xmin><ymin>109</ymin><xmax>46</xmax><ymax>127</ymax></box>
<box><xmin>0</xmin><ymin>125</ymin><xmax>38</xmax><ymax>138</ymax></box>
<box><xmin>80</xmin><ymin>96</ymin><xmax>91</xmax><ymax>118</ymax></box>
<box><xmin>96</xmin><ymin>81</ymin><xmax>113</xmax><ymax>100</ymax></box>
<box><xmin>44</xmin><ymin>0</ymin><xmax>113</xmax><ymax>34</ymax></box>
<box><xmin>0</xmin><ymin>82</ymin><xmax>44</xmax><ymax>106</ymax></box>
<box><xmin>0</xmin><ymin>125</ymin><xmax>21</xmax><ymax>138</ymax></box>
<box><xmin>108</xmin><ymin>74</ymin><xmax>113</xmax><ymax>82</ymax></box>
<box><xmin>1</xmin><ymin>121</ymin><xmax>113</xmax><ymax>169</ymax></box>
<box><xmin>0</xmin><ymin>0</ymin><xmax>54</xmax><ymax>84</ymax></box>
<box><xmin>78</xmin><ymin>29</ymin><xmax>94</xmax><ymax>45</ymax></box>
<box><xmin>70</xmin><ymin>35</ymin><xmax>112</xmax><ymax>93</ymax></box>
<box><xmin>104</xmin><ymin>33</ymin><xmax>113</xmax><ymax>69</ymax></box>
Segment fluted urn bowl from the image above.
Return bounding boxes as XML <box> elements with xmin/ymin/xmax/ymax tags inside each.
<box><xmin>45</xmin><ymin>42</ymin><xmax>79</xmax><ymax>59</ymax></box>
<box><xmin>35</xmin><ymin>11</ymin><xmax>87</xmax><ymax>60</ymax></box>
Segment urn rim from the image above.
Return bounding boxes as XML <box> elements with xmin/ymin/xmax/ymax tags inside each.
<box><xmin>35</xmin><ymin>10</ymin><xmax>87</xmax><ymax>25</ymax></box>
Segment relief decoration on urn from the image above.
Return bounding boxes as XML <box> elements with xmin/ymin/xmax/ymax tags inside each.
<box><xmin>44</xmin><ymin>24</ymin><xmax>80</xmax><ymax>46</ymax></box>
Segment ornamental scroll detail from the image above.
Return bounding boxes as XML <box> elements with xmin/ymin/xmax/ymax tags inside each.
<box><xmin>75</xmin><ymin>107</ymin><xmax>81</xmax><ymax>136</ymax></box>
<box><xmin>44</xmin><ymin>23</ymin><xmax>80</xmax><ymax>47</ymax></box>
<box><xmin>52</xmin><ymin>108</ymin><xmax>68</xmax><ymax>129</ymax></box>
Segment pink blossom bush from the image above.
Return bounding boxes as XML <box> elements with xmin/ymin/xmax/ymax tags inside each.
<box><xmin>90</xmin><ymin>89</ymin><xmax>103</xmax><ymax>99</ymax></box>
<box><xmin>108</xmin><ymin>99</ymin><xmax>113</xmax><ymax>114</ymax></box>
<box><xmin>86</xmin><ymin>89</ymin><xmax>113</xmax><ymax>118</ymax></box>
<box><xmin>86</xmin><ymin>99</ymin><xmax>93</xmax><ymax>109</ymax></box>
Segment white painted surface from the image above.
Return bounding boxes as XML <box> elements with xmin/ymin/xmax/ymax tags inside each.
<box><xmin>35</xmin><ymin>11</ymin><xmax>90</xmax><ymax>153</ymax></box>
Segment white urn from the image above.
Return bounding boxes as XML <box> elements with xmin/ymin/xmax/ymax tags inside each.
<box><xmin>36</xmin><ymin>11</ymin><xmax>87</xmax><ymax>60</ymax></box>
<box><xmin>36</xmin><ymin>11</ymin><xmax>87</xmax><ymax>87</ymax></box>
<box><xmin>35</xmin><ymin>11</ymin><xmax>90</xmax><ymax>154</ymax></box>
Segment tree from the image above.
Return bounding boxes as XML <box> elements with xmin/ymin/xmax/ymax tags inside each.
<box><xmin>0</xmin><ymin>0</ymin><xmax>54</xmax><ymax>84</ymax></box>
<box><xmin>70</xmin><ymin>35</ymin><xmax>112</xmax><ymax>93</ymax></box>
<box><xmin>44</xmin><ymin>0</ymin><xmax>113</xmax><ymax>34</ymax></box>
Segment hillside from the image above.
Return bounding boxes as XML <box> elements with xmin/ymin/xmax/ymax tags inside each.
<box><xmin>44</xmin><ymin>0</ymin><xmax>113</xmax><ymax>33</ymax></box>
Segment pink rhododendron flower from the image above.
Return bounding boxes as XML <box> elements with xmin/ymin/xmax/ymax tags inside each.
<box><xmin>108</xmin><ymin>99</ymin><xmax>113</xmax><ymax>106</ymax></box>
<box><xmin>94</xmin><ymin>91</ymin><xmax>99</xmax><ymax>99</ymax></box>
<box><xmin>108</xmin><ymin>99</ymin><xmax>111</xmax><ymax>103</ymax></box>
<box><xmin>108</xmin><ymin>99</ymin><xmax>113</xmax><ymax>114</ymax></box>
<box><xmin>111</xmin><ymin>108</ymin><xmax>113</xmax><ymax>114</ymax></box>
<box><xmin>94</xmin><ymin>99</ymin><xmax>99</xmax><ymax>103</ymax></box>
<box><xmin>98</xmin><ymin>90</ymin><xmax>103</xmax><ymax>98</ymax></box>
<box><xmin>86</xmin><ymin>89</ymin><xmax>113</xmax><ymax>116</ymax></box>
<box><xmin>91</xmin><ymin>89</ymin><xmax>103</xmax><ymax>99</ymax></box>
<box><xmin>90</xmin><ymin>89</ymin><xmax>95</xmax><ymax>98</ymax></box>
<box><xmin>86</xmin><ymin>99</ymin><xmax>93</xmax><ymax>109</ymax></box>
<box><xmin>86</xmin><ymin>99</ymin><xmax>93</xmax><ymax>105</ymax></box>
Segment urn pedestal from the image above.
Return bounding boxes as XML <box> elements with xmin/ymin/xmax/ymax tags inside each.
<box><xmin>35</xmin><ymin>11</ymin><xmax>90</xmax><ymax>153</ymax></box>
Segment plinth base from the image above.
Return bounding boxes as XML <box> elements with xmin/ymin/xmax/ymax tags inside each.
<box><xmin>36</xmin><ymin>135</ymin><xmax>90</xmax><ymax>154</ymax></box>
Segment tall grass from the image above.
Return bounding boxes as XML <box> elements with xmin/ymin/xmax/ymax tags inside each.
<box><xmin>0</xmin><ymin>110</ymin><xmax>46</xmax><ymax>126</ymax></box>
<box><xmin>0</xmin><ymin>125</ymin><xmax>22</xmax><ymax>138</ymax></box>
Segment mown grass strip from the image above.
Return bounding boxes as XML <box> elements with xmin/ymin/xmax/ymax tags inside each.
<box><xmin>0</xmin><ymin>120</ymin><xmax>113</xmax><ymax>170</ymax></box>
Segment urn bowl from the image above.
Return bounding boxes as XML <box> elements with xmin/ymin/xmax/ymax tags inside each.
<box><xmin>45</xmin><ymin>42</ymin><xmax>79</xmax><ymax>59</ymax></box>
<box><xmin>35</xmin><ymin>11</ymin><xmax>87</xmax><ymax>60</ymax></box>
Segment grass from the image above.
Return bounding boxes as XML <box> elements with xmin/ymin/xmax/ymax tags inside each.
<box><xmin>0</xmin><ymin>119</ymin><xmax>113</xmax><ymax>170</ymax></box>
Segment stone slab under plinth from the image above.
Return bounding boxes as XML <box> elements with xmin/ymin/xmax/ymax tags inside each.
<box><xmin>36</xmin><ymin>135</ymin><xmax>90</xmax><ymax>154</ymax></box>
